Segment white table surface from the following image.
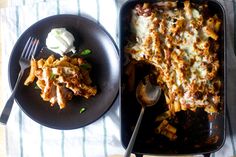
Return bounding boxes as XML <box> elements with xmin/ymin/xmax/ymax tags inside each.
<box><xmin>0</xmin><ymin>0</ymin><xmax>236</xmax><ymax>157</ymax></box>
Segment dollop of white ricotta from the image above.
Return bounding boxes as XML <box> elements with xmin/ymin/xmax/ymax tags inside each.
<box><xmin>46</xmin><ymin>28</ymin><xmax>76</xmax><ymax>55</ymax></box>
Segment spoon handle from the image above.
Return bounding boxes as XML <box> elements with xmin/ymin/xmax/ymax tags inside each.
<box><xmin>124</xmin><ymin>107</ymin><xmax>145</xmax><ymax>157</ymax></box>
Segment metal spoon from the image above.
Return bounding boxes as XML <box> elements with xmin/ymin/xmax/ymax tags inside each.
<box><xmin>124</xmin><ymin>75</ymin><xmax>162</xmax><ymax>157</ymax></box>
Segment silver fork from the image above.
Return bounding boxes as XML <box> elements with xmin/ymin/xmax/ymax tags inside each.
<box><xmin>0</xmin><ymin>37</ymin><xmax>39</xmax><ymax>124</ymax></box>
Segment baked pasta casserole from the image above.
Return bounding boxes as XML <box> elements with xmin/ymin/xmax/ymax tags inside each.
<box><xmin>124</xmin><ymin>0</ymin><xmax>222</xmax><ymax>140</ymax></box>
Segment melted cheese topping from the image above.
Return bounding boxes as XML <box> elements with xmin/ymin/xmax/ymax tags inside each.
<box><xmin>125</xmin><ymin>1</ymin><xmax>221</xmax><ymax>114</ymax></box>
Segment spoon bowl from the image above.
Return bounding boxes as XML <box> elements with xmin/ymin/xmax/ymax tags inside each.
<box><xmin>136</xmin><ymin>76</ymin><xmax>161</xmax><ymax>107</ymax></box>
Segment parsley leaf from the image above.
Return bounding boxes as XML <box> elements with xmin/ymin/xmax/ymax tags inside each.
<box><xmin>34</xmin><ymin>85</ymin><xmax>40</xmax><ymax>89</ymax></box>
<box><xmin>80</xmin><ymin>49</ymin><xmax>92</xmax><ymax>56</ymax></box>
<box><xmin>50</xmin><ymin>73</ymin><xmax>56</xmax><ymax>80</ymax></box>
<box><xmin>80</xmin><ymin>107</ymin><xmax>86</xmax><ymax>114</ymax></box>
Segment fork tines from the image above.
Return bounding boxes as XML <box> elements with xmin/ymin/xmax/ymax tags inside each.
<box><xmin>22</xmin><ymin>37</ymin><xmax>39</xmax><ymax>60</ymax></box>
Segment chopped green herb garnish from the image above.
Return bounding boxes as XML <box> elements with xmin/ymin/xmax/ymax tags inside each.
<box><xmin>55</xmin><ymin>30</ymin><xmax>61</xmax><ymax>35</ymax></box>
<box><xmin>34</xmin><ymin>85</ymin><xmax>40</xmax><ymax>89</ymax></box>
<box><xmin>80</xmin><ymin>107</ymin><xmax>86</xmax><ymax>114</ymax></box>
<box><xmin>70</xmin><ymin>49</ymin><xmax>92</xmax><ymax>57</ymax></box>
<box><xmin>80</xmin><ymin>63</ymin><xmax>91</xmax><ymax>70</ymax></box>
<box><xmin>50</xmin><ymin>73</ymin><xmax>56</xmax><ymax>80</ymax></box>
<box><xmin>80</xmin><ymin>49</ymin><xmax>92</xmax><ymax>56</ymax></box>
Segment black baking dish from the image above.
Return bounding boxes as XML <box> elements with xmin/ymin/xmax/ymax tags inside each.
<box><xmin>119</xmin><ymin>0</ymin><xmax>226</xmax><ymax>156</ymax></box>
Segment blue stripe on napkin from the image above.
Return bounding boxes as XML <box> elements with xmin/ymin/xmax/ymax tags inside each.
<box><xmin>57</xmin><ymin>0</ymin><xmax>60</xmax><ymax>14</ymax></box>
<box><xmin>103</xmin><ymin>116</ymin><xmax>108</xmax><ymax>157</ymax></box>
<box><xmin>40</xmin><ymin>126</ymin><xmax>44</xmax><ymax>157</ymax></box>
<box><xmin>36</xmin><ymin>3</ymin><xmax>39</xmax><ymax>19</ymax></box>
<box><xmin>82</xmin><ymin>128</ymin><xmax>86</xmax><ymax>157</ymax></box>
<box><xmin>77</xmin><ymin>0</ymin><xmax>80</xmax><ymax>15</ymax></box>
<box><xmin>61</xmin><ymin>131</ymin><xmax>65</xmax><ymax>157</ymax></box>
<box><xmin>15</xmin><ymin>5</ymin><xmax>24</xmax><ymax>157</ymax></box>
<box><xmin>96</xmin><ymin>0</ymin><xmax>100</xmax><ymax>21</ymax></box>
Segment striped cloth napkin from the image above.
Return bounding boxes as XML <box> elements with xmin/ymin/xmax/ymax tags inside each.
<box><xmin>0</xmin><ymin>0</ymin><xmax>236</xmax><ymax>157</ymax></box>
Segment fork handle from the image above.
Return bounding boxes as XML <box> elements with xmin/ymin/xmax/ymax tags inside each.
<box><xmin>0</xmin><ymin>71</ymin><xmax>23</xmax><ymax>124</ymax></box>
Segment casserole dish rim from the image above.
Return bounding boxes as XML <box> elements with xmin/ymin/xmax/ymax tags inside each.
<box><xmin>119</xmin><ymin>0</ymin><xmax>227</xmax><ymax>156</ymax></box>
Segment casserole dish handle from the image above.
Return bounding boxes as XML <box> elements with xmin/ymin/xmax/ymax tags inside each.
<box><xmin>134</xmin><ymin>153</ymin><xmax>211</xmax><ymax>156</ymax></box>
<box><xmin>203</xmin><ymin>153</ymin><xmax>211</xmax><ymax>157</ymax></box>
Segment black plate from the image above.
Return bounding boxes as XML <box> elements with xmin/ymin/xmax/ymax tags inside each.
<box><xmin>8</xmin><ymin>14</ymin><xmax>119</xmax><ymax>130</ymax></box>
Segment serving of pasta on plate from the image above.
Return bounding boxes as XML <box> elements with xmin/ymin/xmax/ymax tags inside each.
<box><xmin>24</xmin><ymin>54</ymin><xmax>97</xmax><ymax>109</ymax></box>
